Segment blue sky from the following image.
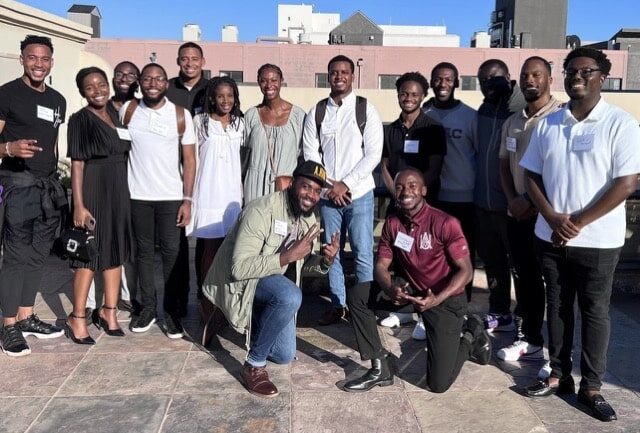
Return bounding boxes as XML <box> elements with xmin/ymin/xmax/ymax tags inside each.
<box><xmin>17</xmin><ymin>0</ymin><xmax>637</xmax><ymax>46</ymax></box>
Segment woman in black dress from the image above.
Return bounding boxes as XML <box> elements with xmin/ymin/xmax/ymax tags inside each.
<box><xmin>65</xmin><ymin>67</ymin><xmax>132</xmax><ymax>344</ymax></box>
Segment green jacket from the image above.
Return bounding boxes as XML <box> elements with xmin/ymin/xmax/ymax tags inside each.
<box><xmin>202</xmin><ymin>190</ymin><xmax>325</xmax><ymax>345</ymax></box>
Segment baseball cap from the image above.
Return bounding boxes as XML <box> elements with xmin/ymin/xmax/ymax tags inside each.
<box><xmin>293</xmin><ymin>160</ymin><xmax>330</xmax><ymax>188</ymax></box>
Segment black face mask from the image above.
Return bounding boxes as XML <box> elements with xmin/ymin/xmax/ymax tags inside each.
<box><xmin>287</xmin><ymin>186</ymin><xmax>314</xmax><ymax>218</ymax></box>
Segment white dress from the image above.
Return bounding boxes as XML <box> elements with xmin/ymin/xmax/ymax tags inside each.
<box><xmin>187</xmin><ymin>115</ymin><xmax>244</xmax><ymax>239</ymax></box>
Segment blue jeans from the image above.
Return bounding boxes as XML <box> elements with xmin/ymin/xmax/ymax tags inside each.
<box><xmin>246</xmin><ymin>274</ymin><xmax>302</xmax><ymax>367</ymax></box>
<box><xmin>319</xmin><ymin>191</ymin><xmax>374</xmax><ymax>308</ymax></box>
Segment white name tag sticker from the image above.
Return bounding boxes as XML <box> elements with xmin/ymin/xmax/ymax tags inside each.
<box><xmin>149</xmin><ymin>116</ymin><xmax>169</xmax><ymax>137</ymax></box>
<box><xmin>274</xmin><ymin>220</ymin><xmax>288</xmax><ymax>236</ymax></box>
<box><xmin>403</xmin><ymin>139</ymin><xmax>420</xmax><ymax>154</ymax></box>
<box><xmin>393</xmin><ymin>231</ymin><xmax>414</xmax><ymax>253</ymax></box>
<box><xmin>506</xmin><ymin>137</ymin><xmax>517</xmax><ymax>152</ymax></box>
<box><xmin>116</xmin><ymin>128</ymin><xmax>131</xmax><ymax>141</ymax></box>
<box><xmin>572</xmin><ymin>134</ymin><xmax>594</xmax><ymax>152</ymax></box>
<box><xmin>37</xmin><ymin>105</ymin><xmax>54</xmax><ymax>122</ymax></box>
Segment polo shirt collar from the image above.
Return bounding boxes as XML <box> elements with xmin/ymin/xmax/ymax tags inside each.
<box><xmin>328</xmin><ymin>91</ymin><xmax>355</xmax><ymax>107</ymax></box>
<box><xmin>521</xmin><ymin>96</ymin><xmax>560</xmax><ymax>120</ymax></box>
<box><xmin>562</xmin><ymin>96</ymin><xmax>608</xmax><ymax>124</ymax></box>
<box><xmin>398</xmin><ymin>200</ymin><xmax>429</xmax><ymax>225</ymax></box>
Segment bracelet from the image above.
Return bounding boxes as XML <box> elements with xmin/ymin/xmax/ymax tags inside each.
<box><xmin>182</xmin><ymin>196</ymin><xmax>193</xmax><ymax>202</ymax></box>
<box><xmin>5</xmin><ymin>142</ymin><xmax>13</xmax><ymax>158</ymax></box>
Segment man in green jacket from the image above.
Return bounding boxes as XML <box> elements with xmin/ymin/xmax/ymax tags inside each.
<box><xmin>202</xmin><ymin>161</ymin><xmax>339</xmax><ymax>398</ymax></box>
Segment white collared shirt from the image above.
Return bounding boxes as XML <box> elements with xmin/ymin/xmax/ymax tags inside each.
<box><xmin>120</xmin><ymin>97</ymin><xmax>195</xmax><ymax>201</ymax></box>
<box><xmin>302</xmin><ymin>92</ymin><xmax>383</xmax><ymax>200</ymax></box>
<box><xmin>520</xmin><ymin>98</ymin><xmax>640</xmax><ymax>248</ymax></box>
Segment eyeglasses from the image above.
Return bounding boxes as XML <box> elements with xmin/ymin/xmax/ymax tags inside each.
<box><xmin>563</xmin><ymin>68</ymin><xmax>602</xmax><ymax>78</ymax></box>
<box><xmin>140</xmin><ymin>76</ymin><xmax>167</xmax><ymax>84</ymax></box>
<box><xmin>114</xmin><ymin>71</ymin><xmax>138</xmax><ymax>81</ymax></box>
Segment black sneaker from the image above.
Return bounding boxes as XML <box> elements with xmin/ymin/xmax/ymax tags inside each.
<box><xmin>466</xmin><ymin>314</ymin><xmax>492</xmax><ymax>365</ymax></box>
<box><xmin>1</xmin><ymin>325</ymin><xmax>31</xmax><ymax>357</ymax></box>
<box><xmin>130</xmin><ymin>310</ymin><xmax>156</xmax><ymax>333</ymax></box>
<box><xmin>164</xmin><ymin>315</ymin><xmax>184</xmax><ymax>339</ymax></box>
<box><xmin>16</xmin><ymin>314</ymin><xmax>64</xmax><ymax>339</ymax></box>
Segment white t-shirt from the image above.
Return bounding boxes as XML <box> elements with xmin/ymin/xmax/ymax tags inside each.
<box><xmin>121</xmin><ymin>98</ymin><xmax>195</xmax><ymax>201</ymax></box>
<box><xmin>520</xmin><ymin>98</ymin><xmax>640</xmax><ymax>248</ymax></box>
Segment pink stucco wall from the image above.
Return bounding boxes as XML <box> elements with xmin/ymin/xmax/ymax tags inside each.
<box><xmin>85</xmin><ymin>39</ymin><xmax>629</xmax><ymax>91</ymax></box>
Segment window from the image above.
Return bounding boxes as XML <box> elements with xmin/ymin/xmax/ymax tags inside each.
<box><xmin>315</xmin><ymin>73</ymin><xmax>329</xmax><ymax>88</ymax></box>
<box><xmin>379</xmin><ymin>74</ymin><xmax>400</xmax><ymax>90</ymax></box>
<box><xmin>460</xmin><ymin>76</ymin><xmax>478</xmax><ymax>91</ymax></box>
<box><xmin>603</xmin><ymin>77</ymin><xmax>622</xmax><ymax>91</ymax></box>
<box><xmin>202</xmin><ymin>69</ymin><xmax>211</xmax><ymax>80</ymax></box>
<box><xmin>219</xmin><ymin>70</ymin><xmax>243</xmax><ymax>83</ymax></box>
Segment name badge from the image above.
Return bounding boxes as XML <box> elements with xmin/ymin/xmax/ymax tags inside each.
<box><xmin>506</xmin><ymin>137</ymin><xmax>517</xmax><ymax>152</ymax></box>
<box><xmin>116</xmin><ymin>128</ymin><xmax>132</xmax><ymax>141</ymax></box>
<box><xmin>403</xmin><ymin>140</ymin><xmax>419</xmax><ymax>154</ymax></box>
<box><xmin>149</xmin><ymin>116</ymin><xmax>169</xmax><ymax>137</ymax></box>
<box><xmin>37</xmin><ymin>105</ymin><xmax>54</xmax><ymax>122</ymax></box>
<box><xmin>572</xmin><ymin>134</ymin><xmax>594</xmax><ymax>152</ymax></box>
<box><xmin>274</xmin><ymin>219</ymin><xmax>288</xmax><ymax>236</ymax></box>
<box><xmin>394</xmin><ymin>231</ymin><xmax>414</xmax><ymax>253</ymax></box>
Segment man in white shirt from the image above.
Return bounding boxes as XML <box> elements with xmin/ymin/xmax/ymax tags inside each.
<box><xmin>521</xmin><ymin>48</ymin><xmax>640</xmax><ymax>422</ymax></box>
<box><xmin>302</xmin><ymin>55</ymin><xmax>383</xmax><ymax>326</ymax></box>
<box><xmin>120</xmin><ymin>63</ymin><xmax>196</xmax><ymax>339</ymax></box>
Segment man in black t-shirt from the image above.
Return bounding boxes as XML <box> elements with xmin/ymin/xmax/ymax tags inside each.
<box><xmin>0</xmin><ymin>35</ymin><xmax>67</xmax><ymax>357</ymax></box>
<box><xmin>381</xmin><ymin>72</ymin><xmax>446</xmax><ymax>206</ymax></box>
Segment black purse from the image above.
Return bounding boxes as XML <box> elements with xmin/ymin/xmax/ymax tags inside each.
<box><xmin>59</xmin><ymin>227</ymin><xmax>98</xmax><ymax>263</ymax></box>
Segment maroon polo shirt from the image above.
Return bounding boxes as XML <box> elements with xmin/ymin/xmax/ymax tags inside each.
<box><xmin>377</xmin><ymin>202</ymin><xmax>469</xmax><ymax>296</ymax></box>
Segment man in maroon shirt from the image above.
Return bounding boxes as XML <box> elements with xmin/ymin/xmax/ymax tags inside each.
<box><xmin>343</xmin><ymin>168</ymin><xmax>492</xmax><ymax>393</ymax></box>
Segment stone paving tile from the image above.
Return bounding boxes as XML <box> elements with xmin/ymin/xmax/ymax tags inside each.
<box><xmin>525</xmin><ymin>388</ymin><xmax>640</xmax><ymax>432</ymax></box>
<box><xmin>27</xmin><ymin>395</ymin><xmax>169</xmax><ymax>433</ymax></box>
<box><xmin>57</xmin><ymin>352</ymin><xmax>187</xmax><ymax>396</ymax></box>
<box><xmin>0</xmin><ymin>397</ymin><xmax>49</xmax><ymax>433</ymax></box>
<box><xmin>161</xmin><ymin>393</ymin><xmax>290</xmax><ymax>433</ymax></box>
<box><xmin>291</xmin><ymin>345</ymin><xmax>403</xmax><ymax>392</ymax></box>
<box><xmin>0</xmin><ymin>354</ymin><xmax>83</xmax><ymax>397</ymax></box>
<box><xmin>407</xmin><ymin>389</ymin><xmax>544</xmax><ymax>433</ymax></box>
<box><xmin>27</xmin><ymin>332</ymin><xmax>96</xmax><ymax>355</ymax></box>
<box><xmin>174</xmin><ymin>350</ymin><xmax>291</xmax><ymax>395</ymax></box>
<box><xmin>292</xmin><ymin>390</ymin><xmax>420</xmax><ymax>433</ymax></box>
<box><xmin>90</xmin><ymin>324</ymin><xmax>193</xmax><ymax>353</ymax></box>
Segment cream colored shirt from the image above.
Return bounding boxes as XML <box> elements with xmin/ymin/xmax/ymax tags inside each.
<box><xmin>499</xmin><ymin>96</ymin><xmax>563</xmax><ymax>194</ymax></box>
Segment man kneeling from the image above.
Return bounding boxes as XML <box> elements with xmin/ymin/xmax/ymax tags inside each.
<box><xmin>202</xmin><ymin>161</ymin><xmax>339</xmax><ymax>398</ymax></box>
<box><xmin>346</xmin><ymin>168</ymin><xmax>491</xmax><ymax>393</ymax></box>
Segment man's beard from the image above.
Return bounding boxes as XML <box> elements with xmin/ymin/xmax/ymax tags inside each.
<box><xmin>287</xmin><ymin>187</ymin><xmax>314</xmax><ymax>218</ymax></box>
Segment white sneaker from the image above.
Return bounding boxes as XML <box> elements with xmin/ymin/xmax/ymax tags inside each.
<box><xmin>496</xmin><ymin>340</ymin><xmax>544</xmax><ymax>361</ymax></box>
<box><xmin>538</xmin><ymin>360</ymin><xmax>551</xmax><ymax>379</ymax></box>
<box><xmin>380</xmin><ymin>312</ymin><xmax>414</xmax><ymax>328</ymax></box>
<box><xmin>411</xmin><ymin>320</ymin><xmax>426</xmax><ymax>340</ymax></box>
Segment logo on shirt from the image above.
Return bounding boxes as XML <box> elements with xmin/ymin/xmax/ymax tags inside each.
<box><xmin>419</xmin><ymin>232</ymin><xmax>432</xmax><ymax>250</ymax></box>
<box><xmin>53</xmin><ymin>107</ymin><xmax>62</xmax><ymax>128</ymax></box>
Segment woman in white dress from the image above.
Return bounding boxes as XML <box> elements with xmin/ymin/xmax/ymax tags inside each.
<box><xmin>188</xmin><ymin>76</ymin><xmax>244</xmax><ymax>316</ymax></box>
<box><xmin>243</xmin><ymin>64</ymin><xmax>306</xmax><ymax>204</ymax></box>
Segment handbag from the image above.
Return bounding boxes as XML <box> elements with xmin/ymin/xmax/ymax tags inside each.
<box><xmin>59</xmin><ymin>227</ymin><xmax>98</xmax><ymax>263</ymax></box>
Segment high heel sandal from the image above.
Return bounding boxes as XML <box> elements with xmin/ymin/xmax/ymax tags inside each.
<box><xmin>65</xmin><ymin>313</ymin><xmax>96</xmax><ymax>345</ymax></box>
<box><xmin>93</xmin><ymin>306</ymin><xmax>125</xmax><ymax>337</ymax></box>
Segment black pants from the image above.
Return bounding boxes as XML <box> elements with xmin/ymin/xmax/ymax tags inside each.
<box><xmin>437</xmin><ymin>201</ymin><xmax>476</xmax><ymax>301</ymax></box>
<box><xmin>348</xmin><ymin>282</ymin><xmax>471</xmax><ymax>393</ymax></box>
<box><xmin>536</xmin><ymin>240</ymin><xmax>620</xmax><ymax>391</ymax></box>
<box><xmin>475</xmin><ymin>207</ymin><xmax>513</xmax><ymax>315</ymax></box>
<box><xmin>131</xmin><ymin>200</ymin><xmax>184</xmax><ymax>316</ymax></box>
<box><xmin>507</xmin><ymin>216</ymin><xmax>545</xmax><ymax>346</ymax></box>
<box><xmin>0</xmin><ymin>186</ymin><xmax>59</xmax><ymax>317</ymax></box>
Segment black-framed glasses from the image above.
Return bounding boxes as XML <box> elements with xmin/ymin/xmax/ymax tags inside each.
<box><xmin>563</xmin><ymin>68</ymin><xmax>602</xmax><ymax>78</ymax></box>
<box><xmin>140</xmin><ymin>76</ymin><xmax>167</xmax><ymax>84</ymax></box>
<box><xmin>114</xmin><ymin>71</ymin><xmax>138</xmax><ymax>81</ymax></box>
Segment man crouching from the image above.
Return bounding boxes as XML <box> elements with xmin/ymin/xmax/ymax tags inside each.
<box><xmin>202</xmin><ymin>161</ymin><xmax>339</xmax><ymax>397</ymax></box>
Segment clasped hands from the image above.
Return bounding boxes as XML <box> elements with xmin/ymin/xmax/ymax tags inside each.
<box><xmin>384</xmin><ymin>282</ymin><xmax>440</xmax><ymax>312</ymax></box>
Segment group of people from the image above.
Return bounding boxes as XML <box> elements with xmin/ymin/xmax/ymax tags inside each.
<box><xmin>0</xmin><ymin>35</ymin><xmax>637</xmax><ymax>424</ymax></box>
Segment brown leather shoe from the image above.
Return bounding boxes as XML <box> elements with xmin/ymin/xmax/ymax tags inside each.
<box><xmin>317</xmin><ymin>307</ymin><xmax>348</xmax><ymax>326</ymax></box>
<box><xmin>241</xmin><ymin>363</ymin><xmax>279</xmax><ymax>398</ymax></box>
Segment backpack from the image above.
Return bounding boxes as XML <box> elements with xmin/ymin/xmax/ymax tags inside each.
<box><xmin>314</xmin><ymin>96</ymin><xmax>367</xmax><ymax>156</ymax></box>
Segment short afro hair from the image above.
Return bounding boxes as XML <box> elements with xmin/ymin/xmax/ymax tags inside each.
<box><xmin>563</xmin><ymin>47</ymin><xmax>611</xmax><ymax>75</ymax></box>
<box><xmin>395</xmin><ymin>72</ymin><xmax>429</xmax><ymax>95</ymax></box>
